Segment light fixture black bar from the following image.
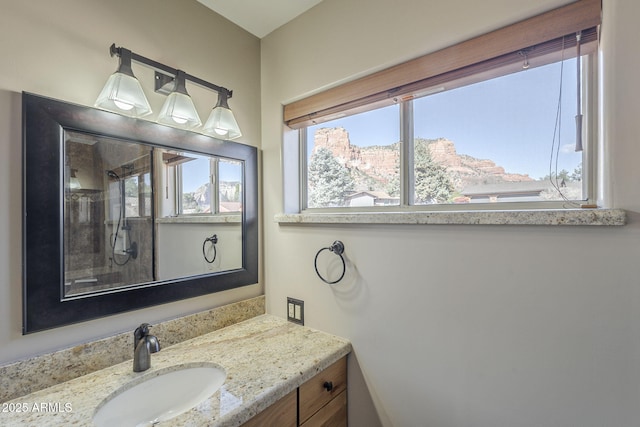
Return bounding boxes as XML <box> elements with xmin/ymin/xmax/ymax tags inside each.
<box><xmin>109</xmin><ymin>43</ymin><xmax>233</xmax><ymax>98</ymax></box>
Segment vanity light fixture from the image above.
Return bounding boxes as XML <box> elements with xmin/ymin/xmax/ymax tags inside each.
<box><xmin>68</xmin><ymin>168</ymin><xmax>81</xmax><ymax>190</ymax></box>
<box><xmin>95</xmin><ymin>47</ymin><xmax>152</xmax><ymax>118</ymax></box>
<box><xmin>156</xmin><ymin>70</ymin><xmax>202</xmax><ymax>130</ymax></box>
<box><xmin>203</xmin><ymin>90</ymin><xmax>242</xmax><ymax>140</ymax></box>
<box><xmin>95</xmin><ymin>44</ymin><xmax>242</xmax><ymax>138</ymax></box>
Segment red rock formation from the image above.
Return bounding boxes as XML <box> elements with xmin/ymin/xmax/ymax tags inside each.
<box><xmin>313</xmin><ymin>127</ymin><xmax>399</xmax><ymax>187</ymax></box>
<box><xmin>312</xmin><ymin>128</ymin><xmax>532</xmax><ymax>192</ymax></box>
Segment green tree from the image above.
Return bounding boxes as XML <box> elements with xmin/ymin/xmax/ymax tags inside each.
<box><xmin>557</xmin><ymin>169</ymin><xmax>570</xmax><ymax>182</ymax></box>
<box><xmin>182</xmin><ymin>192</ymin><xmax>197</xmax><ymax>211</ymax></box>
<box><xmin>308</xmin><ymin>147</ymin><xmax>355</xmax><ymax>207</ymax></box>
<box><xmin>414</xmin><ymin>139</ymin><xmax>454</xmax><ymax>203</ymax></box>
<box><xmin>386</xmin><ymin>148</ymin><xmax>401</xmax><ymax>198</ymax></box>
<box><xmin>124</xmin><ymin>177</ymin><xmax>138</xmax><ymax>198</ymax></box>
<box><xmin>570</xmin><ymin>164</ymin><xmax>582</xmax><ymax>182</ymax></box>
<box><xmin>542</xmin><ymin>168</ymin><xmax>574</xmax><ymax>183</ymax></box>
<box><xmin>386</xmin><ymin>171</ymin><xmax>400</xmax><ymax>198</ymax></box>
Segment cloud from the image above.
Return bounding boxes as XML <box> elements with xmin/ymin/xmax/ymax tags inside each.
<box><xmin>560</xmin><ymin>143</ymin><xmax>576</xmax><ymax>154</ymax></box>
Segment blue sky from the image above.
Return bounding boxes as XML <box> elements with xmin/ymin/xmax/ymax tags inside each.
<box><xmin>307</xmin><ymin>58</ymin><xmax>582</xmax><ymax>180</ymax></box>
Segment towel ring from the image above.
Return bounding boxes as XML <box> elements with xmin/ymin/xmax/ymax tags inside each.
<box><xmin>314</xmin><ymin>240</ymin><xmax>346</xmax><ymax>284</ymax></box>
<box><xmin>202</xmin><ymin>234</ymin><xmax>218</xmax><ymax>264</ymax></box>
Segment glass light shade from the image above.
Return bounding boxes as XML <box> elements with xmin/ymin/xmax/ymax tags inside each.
<box><xmin>67</xmin><ymin>168</ymin><xmax>81</xmax><ymax>190</ymax></box>
<box><xmin>95</xmin><ymin>72</ymin><xmax>152</xmax><ymax>118</ymax></box>
<box><xmin>68</xmin><ymin>176</ymin><xmax>81</xmax><ymax>190</ymax></box>
<box><xmin>157</xmin><ymin>91</ymin><xmax>202</xmax><ymax>130</ymax></box>
<box><xmin>203</xmin><ymin>105</ymin><xmax>242</xmax><ymax>140</ymax></box>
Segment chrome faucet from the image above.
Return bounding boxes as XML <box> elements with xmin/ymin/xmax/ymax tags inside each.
<box><xmin>133</xmin><ymin>323</ymin><xmax>160</xmax><ymax>372</ymax></box>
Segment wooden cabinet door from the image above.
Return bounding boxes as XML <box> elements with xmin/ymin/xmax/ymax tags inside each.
<box><xmin>300</xmin><ymin>390</ymin><xmax>347</xmax><ymax>427</ymax></box>
<box><xmin>299</xmin><ymin>357</ymin><xmax>347</xmax><ymax>425</ymax></box>
<box><xmin>242</xmin><ymin>390</ymin><xmax>297</xmax><ymax>427</ymax></box>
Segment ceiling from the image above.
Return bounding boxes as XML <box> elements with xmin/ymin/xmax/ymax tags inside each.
<box><xmin>197</xmin><ymin>0</ymin><xmax>324</xmax><ymax>38</ymax></box>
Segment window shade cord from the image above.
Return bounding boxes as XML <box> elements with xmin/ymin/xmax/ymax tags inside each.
<box><xmin>575</xmin><ymin>31</ymin><xmax>583</xmax><ymax>152</ymax></box>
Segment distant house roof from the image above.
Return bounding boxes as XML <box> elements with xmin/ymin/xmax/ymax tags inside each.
<box><xmin>461</xmin><ymin>181</ymin><xmax>549</xmax><ymax>197</ymax></box>
<box><xmin>345</xmin><ymin>191</ymin><xmax>399</xmax><ymax>207</ymax></box>
<box><xmin>220</xmin><ymin>202</ymin><xmax>242</xmax><ymax>212</ymax></box>
<box><xmin>345</xmin><ymin>191</ymin><xmax>393</xmax><ymax>200</ymax></box>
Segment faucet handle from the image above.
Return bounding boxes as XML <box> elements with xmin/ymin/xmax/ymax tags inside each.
<box><xmin>134</xmin><ymin>323</ymin><xmax>152</xmax><ymax>349</ymax></box>
<box><xmin>132</xmin><ymin>323</ymin><xmax>160</xmax><ymax>372</ymax></box>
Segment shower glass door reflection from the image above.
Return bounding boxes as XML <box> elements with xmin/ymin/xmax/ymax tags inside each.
<box><xmin>63</xmin><ymin>130</ymin><xmax>154</xmax><ymax>298</ymax></box>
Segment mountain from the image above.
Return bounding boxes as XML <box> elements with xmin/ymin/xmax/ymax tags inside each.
<box><xmin>182</xmin><ymin>181</ymin><xmax>242</xmax><ymax>214</ymax></box>
<box><xmin>312</xmin><ymin>127</ymin><xmax>533</xmax><ymax>193</ymax></box>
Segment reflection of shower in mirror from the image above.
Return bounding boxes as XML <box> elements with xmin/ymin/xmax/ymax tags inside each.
<box><xmin>106</xmin><ymin>168</ymin><xmax>138</xmax><ymax>265</ymax></box>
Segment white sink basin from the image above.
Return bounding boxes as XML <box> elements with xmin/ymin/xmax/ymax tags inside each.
<box><xmin>93</xmin><ymin>363</ymin><xmax>226</xmax><ymax>427</ymax></box>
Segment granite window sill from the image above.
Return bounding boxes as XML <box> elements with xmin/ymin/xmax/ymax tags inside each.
<box><xmin>275</xmin><ymin>208</ymin><xmax>626</xmax><ymax>226</ymax></box>
<box><xmin>156</xmin><ymin>215</ymin><xmax>241</xmax><ymax>224</ymax></box>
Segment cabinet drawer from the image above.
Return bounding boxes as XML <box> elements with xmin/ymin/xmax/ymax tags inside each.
<box><xmin>299</xmin><ymin>357</ymin><xmax>347</xmax><ymax>424</ymax></box>
<box><xmin>242</xmin><ymin>390</ymin><xmax>297</xmax><ymax>427</ymax></box>
<box><xmin>300</xmin><ymin>390</ymin><xmax>347</xmax><ymax>427</ymax></box>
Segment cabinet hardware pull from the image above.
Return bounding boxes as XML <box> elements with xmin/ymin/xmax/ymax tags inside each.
<box><xmin>323</xmin><ymin>381</ymin><xmax>334</xmax><ymax>391</ymax></box>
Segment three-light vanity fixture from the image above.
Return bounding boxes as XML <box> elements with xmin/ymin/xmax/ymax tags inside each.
<box><xmin>95</xmin><ymin>43</ymin><xmax>242</xmax><ymax>139</ymax></box>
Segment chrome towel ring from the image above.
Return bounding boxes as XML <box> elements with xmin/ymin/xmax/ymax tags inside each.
<box><xmin>314</xmin><ymin>240</ymin><xmax>346</xmax><ymax>284</ymax></box>
<box><xmin>202</xmin><ymin>234</ymin><xmax>218</xmax><ymax>263</ymax></box>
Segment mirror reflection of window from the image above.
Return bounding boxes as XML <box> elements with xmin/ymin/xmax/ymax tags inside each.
<box><xmin>219</xmin><ymin>159</ymin><xmax>243</xmax><ymax>213</ymax></box>
<box><xmin>177</xmin><ymin>155</ymin><xmax>244</xmax><ymax>214</ymax></box>
<box><xmin>179</xmin><ymin>154</ymin><xmax>213</xmax><ymax>214</ymax></box>
<box><xmin>158</xmin><ymin>152</ymin><xmax>244</xmax><ymax>281</ymax></box>
<box><xmin>120</xmin><ymin>173</ymin><xmax>152</xmax><ymax>217</ymax></box>
<box><xmin>124</xmin><ymin>176</ymin><xmax>139</xmax><ymax>217</ymax></box>
<box><xmin>141</xmin><ymin>173</ymin><xmax>152</xmax><ymax>217</ymax></box>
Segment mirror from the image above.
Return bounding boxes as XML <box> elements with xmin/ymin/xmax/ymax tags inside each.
<box><xmin>63</xmin><ymin>131</ymin><xmax>244</xmax><ymax>296</ymax></box>
<box><xmin>23</xmin><ymin>92</ymin><xmax>258</xmax><ymax>333</ymax></box>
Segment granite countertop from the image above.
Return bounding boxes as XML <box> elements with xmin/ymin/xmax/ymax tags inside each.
<box><xmin>0</xmin><ymin>315</ymin><xmax>352</xmax><ymax>426</ymax></box>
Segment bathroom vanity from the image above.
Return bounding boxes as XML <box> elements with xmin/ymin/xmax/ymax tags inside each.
<box><xmin>243</xmin><ymin>356</ymin><xmax>347</xmax><ymax>426</ymax></box>
<box><xmin>0</xmin><ymin>315</ymin><xmax>351</xmax><ymax>426</ymax></box>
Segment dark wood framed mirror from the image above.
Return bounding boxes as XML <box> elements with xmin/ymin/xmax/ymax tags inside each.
<box><xmin>22</xmin><ymin>92</ymin><xmax>258</xmax><ymax>333</ymax></box>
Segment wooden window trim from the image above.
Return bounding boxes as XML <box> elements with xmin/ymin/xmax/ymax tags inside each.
<box><xmin>283</xmin><ymin>0</ymin><xmax>601</xmax><ymax>129</ymax></box>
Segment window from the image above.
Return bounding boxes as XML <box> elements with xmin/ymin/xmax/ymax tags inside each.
<box><xmin>289</xmin><ymin>0</ymin><xmax>601</xmax><ymax>212</ymax></box>
<box><xmin>302</xmin><ymin>54</ymin><xmax>594</xmax><ymax>210</ymax></box>
<box><xmin>218</xmin><ymin>158</ymin><xmax>243</xmax><ymax>213</ymax></box>
<box><xmin>177</xmin><ymin>154</ymin><xmax>243</xmax><ymax>215</ymax></box>
<box><xmin>410</xmin><ymin>57</ymin><xmax>587</xmax><ymax>205</ymax></box>
<box><xmin>123</xmin><ymin>173</ymin><xmax>152</xmax><ymax>217</ymax></box>
<box><xmin>179</xmin><ymin>154</ymin><xmax>212</xmax><ymax>214</ymax></box>
<box><xmin>305</xmin><ymin>104</ymin><xmax>400</xmax><ymax>208</ymax></box>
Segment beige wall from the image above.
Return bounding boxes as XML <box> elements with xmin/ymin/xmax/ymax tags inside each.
<box><xmin>262</xmin><ymin>0</ymin><xmax>640</xmax><ymax>426</ymax></box>
<box><xmin>0</xmin><ymin>0</ymin><xmax>262</xmax><ymax>364</ymax></box>
<box><xmin>3</xmin><ymin>0</ymin><xmax>640</xmax><ymax>425</ymax></box>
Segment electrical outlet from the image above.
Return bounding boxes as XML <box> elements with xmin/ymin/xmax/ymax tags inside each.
<box><xmin>288</xmin><ymin>301</ymin><xmax>295</xmax><ymax>318</ymax></box>
<box><xmin>287</xmin><ymin>297</ymin><xmax>304</xmax><ymax>325</ymax></box>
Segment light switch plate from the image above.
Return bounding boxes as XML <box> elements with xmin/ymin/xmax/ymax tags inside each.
<box><xmin>287</xmin><ymin>297</ymin><xmax>304</xmax><ymax>325</ymax></box>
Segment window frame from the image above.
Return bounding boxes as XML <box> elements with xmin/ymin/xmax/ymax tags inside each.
<box><xmin>175</xmin><ymin>155</ymin><xmax>244</xmax><ymax>216</ymax></box>
<box><xmin>283</xmin><ymin>0</ymin><xmax>603</xmax><ymax>215</ymax></box>
<box><xmin>176</xmin><ymin>155</ymin><xmax>216</xmax><ymax>215</ymax></box>
<box><xmin>298</xmin><ymin>50</ymin><xmax>598</xmax><ymax>213</ymax></box>
<box><xmin>216</xmin><ymin>158</ymin><xmax>245</xmax><ymax>213</ymax></box>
